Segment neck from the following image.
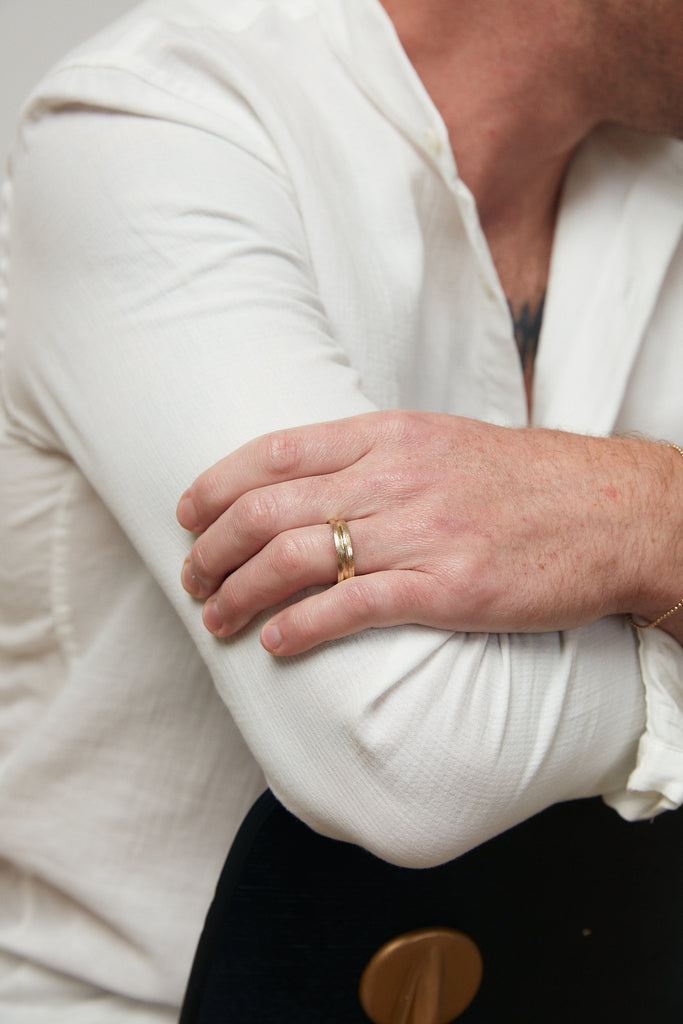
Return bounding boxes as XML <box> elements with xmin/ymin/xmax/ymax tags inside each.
<box><xmin>379</xmin><ymin>0</ymin><xmax>681</xmax><ymax>413</ymax></box>
<box><xmin>381</xmin><ymin>0</ymin><xmax>682</xmax><ymax>286</ymax></box>
<box><xmin>380</xmin><ymin>0</ymin><xmax>602</xmax><ymax>303</ymax></box>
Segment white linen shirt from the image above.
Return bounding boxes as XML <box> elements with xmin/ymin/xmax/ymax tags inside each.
<box><xmin>1</xmin><ymin>0</ymin><xmax>682</xmax><ymax>1019</ymax></box>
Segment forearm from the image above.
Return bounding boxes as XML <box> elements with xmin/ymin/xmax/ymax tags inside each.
<box><xmin>180</xmin><ymin>415</ymin><xmax>683</xmax><ymax>646</ymax></box>
<box><xmin>195</xmin><ymin>611</ymin><xmax>646</xmax><ymax>867</ymax></box>
<box><xmin>7</xmin><ymin>98</ymin><xmax>681</xmax><ymax>867</ymax></box>
<box><xmin>621</xmin><ymin>441</ymin><xmax>683</xmax><ymax>644</ymax></box>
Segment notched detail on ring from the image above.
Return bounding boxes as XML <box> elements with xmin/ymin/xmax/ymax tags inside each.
<box><xmin>328</xmin><ymin>518</ymin><xmax>355</xmax><ymax>583</ymax></box>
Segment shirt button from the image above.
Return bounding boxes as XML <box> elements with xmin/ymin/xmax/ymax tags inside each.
<box><xmin>423</xmin><ymin>125</ymin><xmax>443</xmax><ymax>158</ymax></box>
<box><xmin>478</xmin><ymin>272</ymin><xmax>498</xmax><ymax>301</ymax></box>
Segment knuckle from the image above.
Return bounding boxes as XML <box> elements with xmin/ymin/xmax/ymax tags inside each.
<box><xmin>264</xmin><ymin>430</ymin><xmax>301</xmax><ymax>477</ymax></box>
<box><xmin>389</xmin><ymin>408</ymin><xmax>425</xmax><ymax>442</ymax></box>
<box><xmin>445</xmin><ymin>543</ymin><xmax>491</xmax><ymax>603</ymax></box>
<box><xmin>190</xmin><ymin>539</ymin><xmax>214</xmax><ymax>580</ymax></box>
<box><xmin>372</xmin><ymin>410</ymin><xmax>437</xmax><ymax>468</ymax></box>
<box><xmin>195</xmin><ymin>468</ymin><xmax>226</xmax><ymax>516</ymax></box>
<box><xmin>235</xmin><ymin>488</ymin><xmax>280</xmax><ymax>540</ymax></box>
<box><xmin>376</xmin><ymin>409</ymin><xmax>407</xmax><ymax>446</ymax></box>
<box><xmin>215</xmin><ymin>578</ymin><xmax>238</xmax><ymax>618</ymax></box>
<box><xmin>371</xmin><ymin>462</ymin><xmax>412</xmax><ymax>497</ymax></box>
<box><xmin>267</xmin><ymin>532</ymin><xmax>304</xmax><ymax>580</ymax></box>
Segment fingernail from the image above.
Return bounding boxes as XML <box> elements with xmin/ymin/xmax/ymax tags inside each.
<box><xmin>203</xmin><ymin>598</ymin><xmax>223</xmax><ymax>635</ymax></box>
<box><xmin>261</xmin><ymin>622</ymin><xmax>283</xmax><ymax>653</ymax></box>
<box><xmin>181</xmin><ymin>557</ymin><xmax>202</xmax><ymax>595</ymax></box>
<box><xmin>177</xmin><ymin>491</ymin><xmax>198</xmax><ymax>530</ymax></box>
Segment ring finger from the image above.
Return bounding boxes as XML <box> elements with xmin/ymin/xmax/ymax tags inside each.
<box><xmin>201</xmin><ymin>518</ymin><xmax>383</xmax><ymax>637</ymax></box>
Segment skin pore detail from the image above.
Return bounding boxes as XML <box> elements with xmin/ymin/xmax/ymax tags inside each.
<box><xmin>508</xmin><ymin>291</ymin><xmax>546</xmax><ymax>414</ymax></box>
<box><xmin>378</xmin><ymin>0</ymin><xmax>682</xmax><ymax>421</ymax></box>
<box><xmin>177</xmin><ymin>2</ymin><xmax>683</xmax><ymax>648</ymax></box>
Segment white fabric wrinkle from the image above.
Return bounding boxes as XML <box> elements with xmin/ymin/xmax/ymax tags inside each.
<box><xmin>0</xmin><ymin>2</ymin><xmax>681</xmax><ymax>1015</ymax></box>
<box><xmin>620</xmin><ymin>628</ymin><xmax>683</xmax><ymax>811</ymax></box>
<box><xmin>49</xmin><ymin>468</ymin><xmax>80</xmax><ymax>664</ymax></box>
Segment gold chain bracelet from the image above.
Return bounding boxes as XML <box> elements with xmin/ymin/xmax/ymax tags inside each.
<box><xmin>626</xmin><ymin>443</ymin><xmax>683</xmax><ymax>631</ymax></box>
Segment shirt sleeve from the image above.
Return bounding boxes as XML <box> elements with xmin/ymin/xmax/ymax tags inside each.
<box><xmin>604</xmin><ymin>628</ymin><xmax>683</xmax><ymax>819</ymax></box>
<box><xmin>1</xmin><ymin>73</ymin><xmax>675</xmax><ymax>868</ymax></box>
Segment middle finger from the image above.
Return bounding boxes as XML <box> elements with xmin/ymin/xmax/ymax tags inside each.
<box><xmin>182</xmin><ymin>467</ymin><xmax>383</xmax><ymax>597</ymax></box>
<box><xmin>201</xmin><ymin>518</ymin><xmax>379</xmax><ymax>636</ymax></box>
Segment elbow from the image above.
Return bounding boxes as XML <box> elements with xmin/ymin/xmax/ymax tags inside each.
<box><xmin>224</xmin><ymin>626</ymin><xmax>521</xmax><ymax>868</ymax></box>
<box><xmin>265</xmin><ymin>724</ymin><xmax>496</xmax><ymax>869</ymax></box>
<box><xmin>271</xmin><ymin>771</ymin><xmax>488</xmax><ymax>869</ymax></box>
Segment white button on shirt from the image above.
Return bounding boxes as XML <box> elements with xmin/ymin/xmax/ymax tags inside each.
<box><xmin>1</xmin><ymin>0</ymin><xmax>682</xmax><ymax>1019</ymax></box>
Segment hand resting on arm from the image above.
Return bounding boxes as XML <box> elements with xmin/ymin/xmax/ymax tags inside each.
<box><xmin>178</xmin><ymin>409</ymin><xmax>683</xmax><ymax>653</ymax></box>
<box><xmin>5</xmin><ymin>67</ymin><xmax>678</xmax><ymax>870</ymax></box>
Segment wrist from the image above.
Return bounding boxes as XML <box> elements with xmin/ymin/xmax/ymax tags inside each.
<box><xmin>623</xmin><ymin>441</ymin><xmax>683</xmax><ymax>631</ymax></box>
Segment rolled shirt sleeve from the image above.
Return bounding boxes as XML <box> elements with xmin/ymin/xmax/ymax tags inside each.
<box><xmin>1</xmin><ymin>52</ymin><xmax>679</xmax><ymax>869</ymax></box>
<box><xmin>605</xmin><ymin>628</ymin><xmax>683</xmax><ymax>818</ymax></box>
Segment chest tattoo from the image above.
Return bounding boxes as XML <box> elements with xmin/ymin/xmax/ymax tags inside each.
<box><xmin>508</xmin><ymin>291</ymin><xmax>546</xmax><ymax>405</ymax></box>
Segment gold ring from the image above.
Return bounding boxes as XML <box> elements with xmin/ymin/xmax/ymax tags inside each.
<box><xmin>328</xmin><ymin>519</ymin><xmax>355</xmax><ymax>583</ymax></box>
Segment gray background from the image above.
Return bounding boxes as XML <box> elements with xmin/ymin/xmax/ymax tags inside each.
<box><xmin>1</xmin><ymin>0</ymin><xmax>138</xmax><ymax>163</ymax></box>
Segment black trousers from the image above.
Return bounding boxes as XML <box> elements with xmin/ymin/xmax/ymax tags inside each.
<box><xmin>181</xmin><ymin>793</ymin><xmax>682</xmax><ymax>1023</ymax></box>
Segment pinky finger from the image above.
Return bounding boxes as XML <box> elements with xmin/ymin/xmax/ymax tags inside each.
<box><xmin>260</xmin><ymin>570</ymin><xmax>427</xmax><ymax>656</ymax></box>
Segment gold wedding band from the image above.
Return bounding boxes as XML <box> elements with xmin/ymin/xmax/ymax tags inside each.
<box><xmin>328</xmin><ymin>519</ymin><xmax>355</xmax><ymax>583</ymax></box>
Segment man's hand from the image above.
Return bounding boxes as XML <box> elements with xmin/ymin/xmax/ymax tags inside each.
<box><xmin>177</xmin><ymin>411</ymin><xmax>683</xmax><ymax>655</ymax></box>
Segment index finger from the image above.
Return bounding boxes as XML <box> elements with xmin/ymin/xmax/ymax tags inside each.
<box><xmin>176</xmin><ymin>412</ymin><xmax>379</xmax><ymax>532</ymax></box>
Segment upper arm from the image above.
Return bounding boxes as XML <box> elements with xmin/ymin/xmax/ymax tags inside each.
<box><xmin>1</xmin><ymin>93</ymin><xmax>649</xmax><ymax>866</ymax></box>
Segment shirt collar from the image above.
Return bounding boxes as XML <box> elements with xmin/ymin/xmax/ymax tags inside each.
<box><xmin>319</xmin><ymin>0</ymin><xmax>456</xmax><ymax>182</ymax></box>
<box><xmin>535</xmin><ymin>127</ymin><xmax>683</xmax><ymax>432</ymax></box>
